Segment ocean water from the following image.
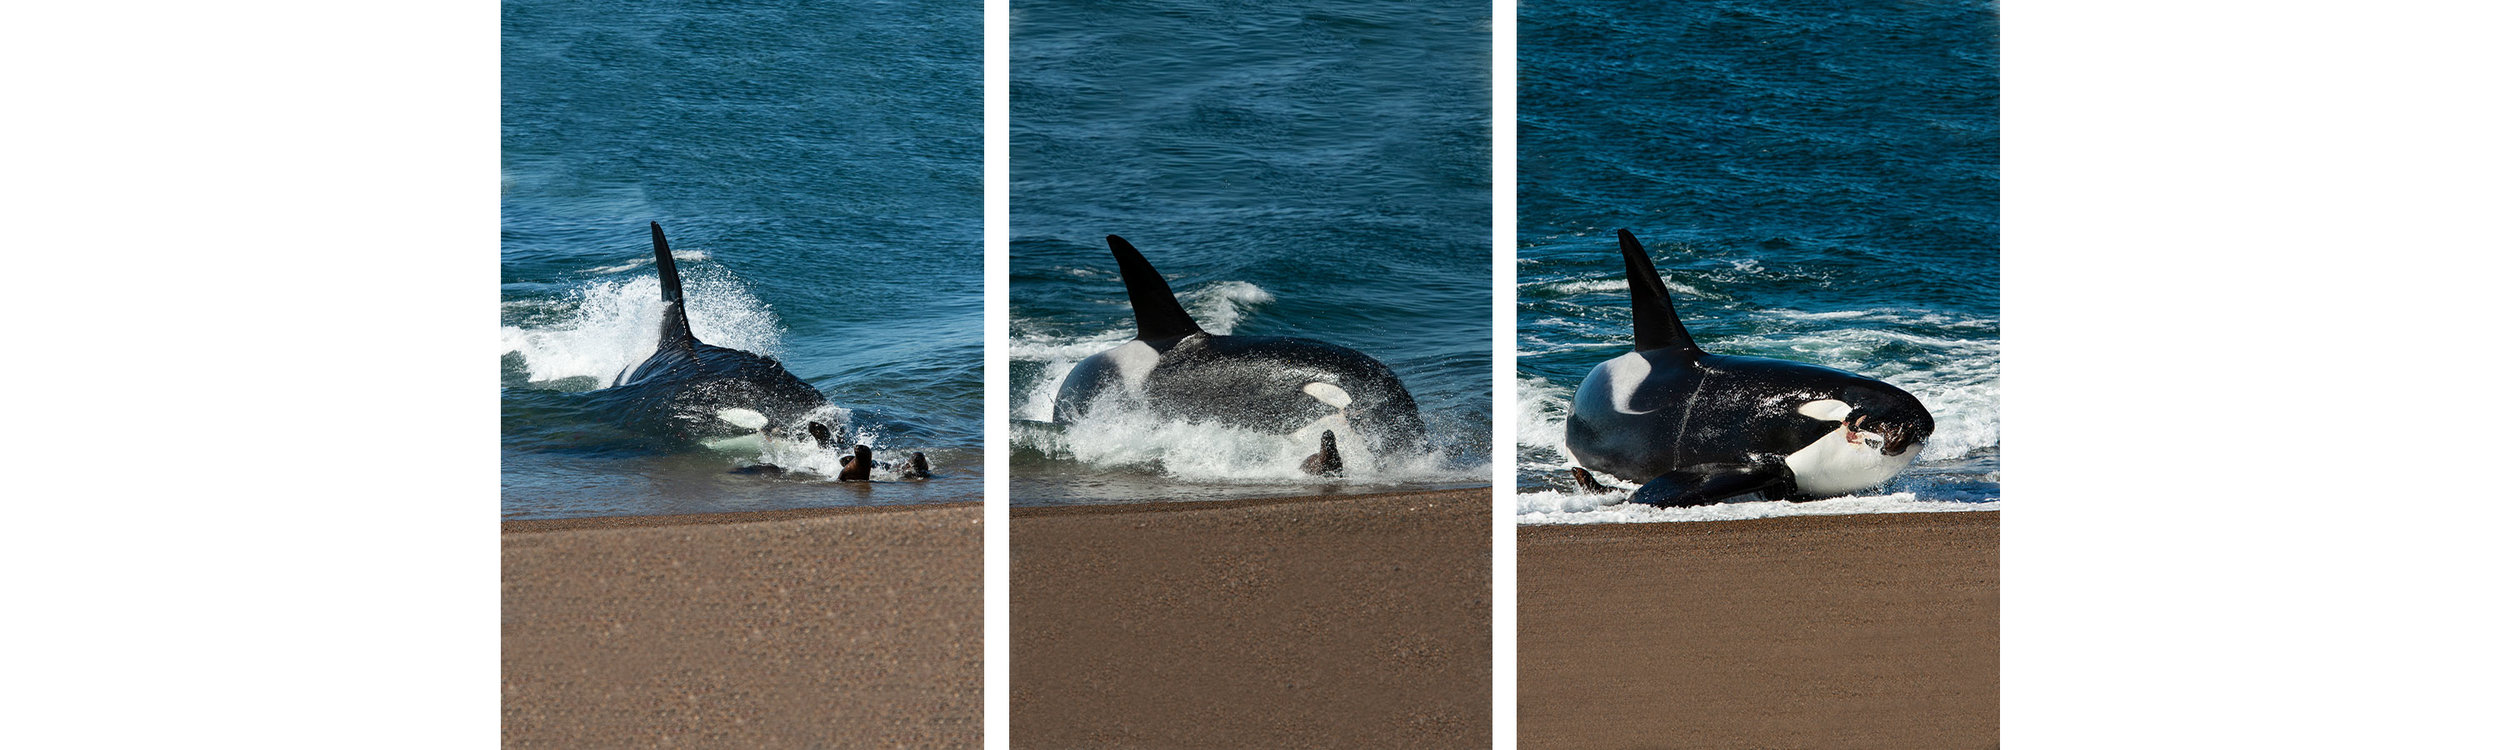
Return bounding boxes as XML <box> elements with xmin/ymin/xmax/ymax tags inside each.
<box><xmin>1517</xmin><ymin>0</ymin><xmax>1999</xmax><ymax>523</ymax></box>
<box><xmin>500</xmin><ymin>0</ymin><xmax>981</xmax><ymax>519</ymax></box>
<box><xmin>1009</xmin><ymin>0</ymin><xmax>1494</xmax><ymax>505</ymax></box>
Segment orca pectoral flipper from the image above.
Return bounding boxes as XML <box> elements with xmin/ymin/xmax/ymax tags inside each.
<box><xmin>1627</xmin><ymin>463</ymin><xmax>1792</xmax><ymax>507</ymax></box>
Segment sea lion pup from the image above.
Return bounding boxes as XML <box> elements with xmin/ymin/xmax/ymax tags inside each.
<box><xmin>807</xmin><ymin>421</ymin><xmax>844</xmax><ymax>449</ymax></box>
<box><xmin>838</xmin><ymin>445</ymin><xmax>874</xmax><ymax>481</ymax></box>
<box><xmin>900</xmin><ymin>452</ymin><xmax>932</xmax><ymax>480</ymax></box>
<box><xmin>1301</xmin><ymin>430</ymin><xmax>1344</xmax><ymax>477</ymax></box>
<box><xmin>1569</xmin><ymin>467</ymin><xmax>1603</xmax><ymax>493</ymax></box>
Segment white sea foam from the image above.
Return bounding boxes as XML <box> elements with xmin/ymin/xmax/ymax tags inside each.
<box><xmin>583</xmin><ymin>250</ymin><xmax>711</xmax><ymax>276</ymax></box>
<box><xmin>1182</xmin><ymin>281</ymin><xmax>1273</xmax><ymax>335</ymax></box>
<box><xmin>500</xmin><ymin>270</ymin><xmax>784</xmax><ymax>386</ymax></box>
<box><xmin>1530</xmin><ymin>277</ymin><xmax>1716</xmax><ymax>300</ymax></box>
<box><xmin>1759</xmin><ymin>307</ymin><xmax>1996</xmax><ymax>330</ymax></box>
<box><xmin>1518</xmin><ymin>488</ymin><xmax>1998</xmax><ymax>525</ymax></box>
<box><xmin>1020</xmin><ymin>402</ymin><xmax>1476</xmax><ymax>485</ymax></box>
<box><xmin>738</xmin><ymin>404</ymin><xmax>925</xmax><ymax>479</ymax></box>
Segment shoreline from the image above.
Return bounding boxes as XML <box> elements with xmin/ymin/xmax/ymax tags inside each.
<box><xmin>1008</xmin><ymin>485</ymin><xmax>1493</xmax><ymax>517</ymax></box>
<box><xmin>503</xmin><ymin>499</ymin><xmax>979</xmax><ymax>533</ymax></box>
<box><xmin>1012</xmin><ymin>488</ymin><xmax>1493</xmax><ymax>747</ymax></box>
<box><xmin>503</xmin><ymin>500</ymin><xmax>981</xmax><ymax>747</ymax></box>
<box><xmin>1520</xmin><ymin>510</ymin><xmax>1998</xmax><ymax>748</ymax></box>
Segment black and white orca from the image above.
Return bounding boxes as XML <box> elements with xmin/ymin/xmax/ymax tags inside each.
<box><xmin>1053</xmin><ymin>235</ymin><xmax>1431</xmax><ymax>468</ymax></box>
<box><xmin>600</xmin><ymin>222</ymin><xmax>831</xmax><ymax>446</ymax></box>
<box><xmin>1564</xmin><ymin>229</ymin><xmax>1935</xmax><ymax>507</ymax></box>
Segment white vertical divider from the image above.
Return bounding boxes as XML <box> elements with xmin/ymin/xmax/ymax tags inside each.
<box><xmin>982</xmin><ymin>0</ymin><xmax>1011</xmax><ymax>745</ymax></box>
<box><xmin>1490</xmin><ymin>0</ymin><xmax>1520</xmax><ymax>746</ymax></box>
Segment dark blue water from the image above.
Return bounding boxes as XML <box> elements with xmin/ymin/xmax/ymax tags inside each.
<box><xmin>1517</xmin><ymin>0</ymin><xmax>1999</xmax><ymax>522</ymax></box>
<box><xmin>1008</xmin><ymin>0</ymin><xmax>1493</xmax><ymax>505</ymax></box>
<box><xmin>501</xmin><ymin>0</ymin><xmax>981</xmax><ymax>519</ymax></box>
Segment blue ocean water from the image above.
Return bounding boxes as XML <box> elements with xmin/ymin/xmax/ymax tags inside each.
<box><xmin>1008</xmin><ymin>0</ymin><xmax>1494</xmax><ymax>505</ymax></box>
<box><xmin>500</xmin><ymin>0</ymin><xmax>981</xmax><ymax>519</ymax></box>
<box><xmin>1516</xmin><ymin>0</ymin><xmax>2000</xmax><ymax>523</ymax></box>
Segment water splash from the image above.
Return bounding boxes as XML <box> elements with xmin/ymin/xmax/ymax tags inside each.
<box><xmin>500</xmin><ymin>268</ymin><xmax>785</xmax><ymax>387</ymax></box>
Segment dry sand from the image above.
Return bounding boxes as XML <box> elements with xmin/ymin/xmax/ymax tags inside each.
<box><xmin>1519</xmin><ymin>510</ymin><xmax>1998</xmax><ymax>749</ymax></box>
<box><xmin>503</xmin><ymin>502</ymin><xmax>981</xmax><ymax>749</ymax></box>
<box><xmin>1011</xmin><ymin>488</ymin><xmax>1492</xmax><ymax>748</ymax></box>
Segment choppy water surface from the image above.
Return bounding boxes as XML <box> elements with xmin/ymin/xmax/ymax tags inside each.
<box><xmin>1010</xmin><ymin>0</ymin><xmax>1493</xmax><ymax>505</ymax></box>
<box><xmin>501</xmin><ymin>0</ymin><xmax>980</xmax><ymax>519</ymax></box>
<box><xmin>1518</xmin><ymin>0</ymin><xmax>1999</xmax><ymax>523</ymax></box>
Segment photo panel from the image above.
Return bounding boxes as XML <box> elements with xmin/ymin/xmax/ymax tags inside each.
<box><xmin>1513</xmin><ymin>0</ymin><xmax>2000</xmax><ymax>745</ymax></box>
<box><xmin>500</xmin><ymin>1</ymin><xmax>984</xmax><ymax>745</ymax></box>
<box><xmin>1006</xmin><ymin>0</ymin><xmax>1496</xmax><ymax>745</ymax></box>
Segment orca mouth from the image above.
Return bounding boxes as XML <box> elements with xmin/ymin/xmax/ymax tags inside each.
<box><xmin>1846</xmin><ymin>415</ymin><xmax>1925</xmax><ymax>457</ymax></box>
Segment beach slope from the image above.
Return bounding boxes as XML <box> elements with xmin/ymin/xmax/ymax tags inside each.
<box><xmin>1520</xmin><ymin>511</ymin><xmax>1997</xmax><ymax>749</ymax></box>
<box><xmin>1012</xmin><ymin>489</ymin><xmax>1492</xmax><ymax>747</ymax></box>
<box><xmin>503</xmin><ymin>502</ymin><xmax>981</xmax><ymax>748</ymax></box>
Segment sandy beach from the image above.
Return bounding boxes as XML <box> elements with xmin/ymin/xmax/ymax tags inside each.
<box><xmin>1519</xmin><ymin>510</ymin><xmax>1998</xmax><ymax>749</ymax></box>
<box><xmin>1011</xmin><ymin>488</ymin><xmax>1492</xmax><ymax>748</ymax></box>
<box><xmin>503</xmin><ymin>501</ymin><xmax>982</xmax><ymax>748</ymax></box>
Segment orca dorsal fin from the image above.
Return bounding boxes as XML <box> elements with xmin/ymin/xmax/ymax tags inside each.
<box><xmin>651</xmin><ymin>222</ymin><xmax>698</xmax><ymax>349</ymax></box>
<box><xmin>1106</xmin><ymin>235</ymin><xmax>1205</xmax><ymax>341</ymax></box>
<box><xmin>1619</xmin><ymin>229</ymin><xmax>1703</xmax><ymax>360</ymax></box>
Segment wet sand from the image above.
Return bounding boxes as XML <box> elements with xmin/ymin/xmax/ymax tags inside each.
<box><xmin>1011</xmin><ymin>488</ymin><xmax>1492</xmax><ymax>748</ymax></box>
<box><xmin>502</xmin><ymin>501</ymin><xmax>981</xmax><ymax>748</ymax></box>
<box><xmin>1519</xmin><ymin>511</ymin><xmax>1998</xmax><ymax>749</ymax></box>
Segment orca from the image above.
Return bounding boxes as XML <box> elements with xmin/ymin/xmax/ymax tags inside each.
<box><xmin>599</xmin><ymin>222</ymin><xmax>830</xmax><ymax>446</ymax></box>
<box><xmin>1052</xmin><ymin>235</ymin><xmax>1431</xmax><ymax>468</ymax></box>
<box><xmin>1563</xmin><ymin>230</ymin><xmax>1935</xmax><ymax>507</ymax></box>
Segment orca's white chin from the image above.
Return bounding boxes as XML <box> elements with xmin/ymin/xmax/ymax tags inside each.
<box><xmin>1786</xmin><ymin>427</ymin><xmax>1923</xmax><ymax>497</ymax></box>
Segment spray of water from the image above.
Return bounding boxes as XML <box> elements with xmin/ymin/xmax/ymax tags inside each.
<box><xmin>501</xmin><ymin>267</ymin><xmax>784</xmax><ymax>387</ymax></box>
